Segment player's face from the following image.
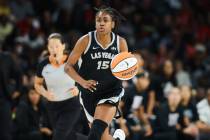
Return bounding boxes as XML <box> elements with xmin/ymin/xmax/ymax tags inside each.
<box><xmin>95</xmin><ymin>12</ymin><xmax>115</xmax><ymax>34</ymax></box>
<box><xmin>47</xmin><ymin>38</ymin><xmax>65</xmax><ymax>57</ymax></box>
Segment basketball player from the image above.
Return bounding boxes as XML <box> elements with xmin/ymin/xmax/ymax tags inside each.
<box><xmin>34</xmin><ymin>33</ymin><xmax>80</xmax><ymax>140</ymax></box>
<box><xmin>64</xmin><ymin>6</ymin><xmax>128</xmax><ymax>140</ymax></box>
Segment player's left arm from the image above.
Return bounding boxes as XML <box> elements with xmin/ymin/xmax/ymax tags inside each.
<box><xmin>119</xmin><ymin>37</ymin><xmax>128</xmax><ymax>52</ymax></box>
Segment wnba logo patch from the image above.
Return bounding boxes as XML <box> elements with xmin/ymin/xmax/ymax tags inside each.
<box><xmin>111</xmin><ymin>47</ymin><xmax>117</xmax><ymax>51</ymax></box>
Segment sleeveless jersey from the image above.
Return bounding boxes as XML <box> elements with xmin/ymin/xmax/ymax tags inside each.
<box><xmin>78</xmin><ymin>31</ymin><xmax>122</xmax><ymax>95</ymax></box>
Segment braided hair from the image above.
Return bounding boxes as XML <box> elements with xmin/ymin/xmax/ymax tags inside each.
<box><xmin>94</xmin><ymin>6</ymin><xmax>126</xmax><ymax>30</ymax></box>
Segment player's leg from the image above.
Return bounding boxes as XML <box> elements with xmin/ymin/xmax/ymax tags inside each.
<box><xmin>79</xmin><ymin>90</ymin><xmax>125</xmax><ymax>140</ymax></box>
<box><xmin>87</xmin><ymin>104</ymin><xmax>125</xmax><ymax>140</ymax></box>
<box><xmin>94</xmin><ymin>104</ymin><xmax>115</xmax><ymax>140</ymax></box>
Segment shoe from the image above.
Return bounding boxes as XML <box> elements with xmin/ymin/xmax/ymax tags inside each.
<box><xmin>113</xmin><ymin>129</ymin><xmax>125</xmax><ymax>140</ymax></box>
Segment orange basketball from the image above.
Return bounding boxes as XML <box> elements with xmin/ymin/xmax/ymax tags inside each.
<box><xmin>110</xmin><ymin>52</ymin><xmax>139</xmax><ymax>80</ymax></box>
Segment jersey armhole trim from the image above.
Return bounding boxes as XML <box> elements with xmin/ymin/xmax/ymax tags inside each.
<box><xmin>117</xmin><ymin>35</ymin><xmax>120</xmax><ymax>53</ymax></box>
<box><xmin>84</xmin><ymin>32</ymin><xmax>92</xmax><ymax>54</ymax></box>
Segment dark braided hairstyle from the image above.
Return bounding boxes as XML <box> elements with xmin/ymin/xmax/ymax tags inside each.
<box><xmin>94</xmin><ymin>6</ymin><xmax>126</xmax><ymax>30</ymax></box>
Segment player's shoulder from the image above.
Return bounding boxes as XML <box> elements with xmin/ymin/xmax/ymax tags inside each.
<box><xmin>116</xmin><ymin>35</ymin><xmax>128</xmax><ymax>52</ymax></box>
<box><xmin>118</xmin><ymin>35</ymin><xmax>126</xmax><ymax>43</ymax></box>
<box><xmin>37</xmin><ymin>58</ymin><xmax>50</xmax><ymax>68</ymax></box>
<box><xmin>77</xmin><ymin>32</ymin><xmax>92</xmax><ymax>44</ymax></box>
<box><xmin>36</xmin><ymin>58</ymin><xmax>50</xmax><ymax>78</ymax></box>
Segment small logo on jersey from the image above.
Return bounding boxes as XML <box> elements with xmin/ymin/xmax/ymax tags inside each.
<box><xmin>111</xmin><ymin>47</ymin><xmax>117</xmax><ymax>51</ymax></box>
<box><xmin>44</xmin><ymin>71</ymin><xmax>50</xmax><ymax>74</ymax></box>
<box><xmin>93</xmin><ymin>46</ymin><xmax>100</xmax><ymax>50</ymax></box>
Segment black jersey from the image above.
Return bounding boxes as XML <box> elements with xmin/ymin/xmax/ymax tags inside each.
<box><xmin>78</xmin><ymin>31</ymin><xmax>122</xmax><ymax>95</ymax></box>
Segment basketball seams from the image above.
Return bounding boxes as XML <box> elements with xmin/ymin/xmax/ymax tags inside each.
<box><xmin>112</xmin><ymin>64</ymin><xmax>138</xmax><ymax>80</ymax></box>
<box><xmin>111</xmin><ymin>52</ymin><xmax>133</xmax><ymax>69</ymax></box>
<box><xmin>112</xmin><ymin>63</ymin><xmax>138</xmax><ymax>74</ymax></box>
<box><xmin>110</xmin><ymin>52</ymin><xmax>139</xmax><ymax>80</ymax></box>
<box><xmin>111</xmin><ymin>55</ymin><xmax>133</xmax><ymax>69</ymax></box>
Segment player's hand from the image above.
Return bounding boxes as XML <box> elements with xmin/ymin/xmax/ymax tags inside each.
<box><xmin>81</xmin><ymin>80</ymin><xmax>98</xmax><ymax>92</ymax></box>
<box><xmin>70</xmin><ymin>87</ymin><xmax>79</xmax><ymax>96</ymax></box>
<box><xmin>43</xmin><ymin>91</ymin><xmax>55</xmax><ymax>101</ymax></box>
<box><xmin>40</xmin><ymin>127</ymin><xmax>53</xmax><ymax>136</ymax></box>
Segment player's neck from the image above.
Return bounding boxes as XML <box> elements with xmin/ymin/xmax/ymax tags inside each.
<box><xmin>96</xmin><ymin>32</ymin><xmax>112</xmax><ymax>48</ymax></box>
<box><xmin>49</xmin><ymin>54</ymin><xmax>67</xmax><ymax>67</ymax></box>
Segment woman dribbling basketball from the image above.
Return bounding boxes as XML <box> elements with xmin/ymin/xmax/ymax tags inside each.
<box><xmin>65</xmin><ymin>6</ymin><xmax>128</xmax><ymax>140</ymax></box>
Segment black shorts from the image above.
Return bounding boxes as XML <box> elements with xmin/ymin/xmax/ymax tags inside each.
<box><xmin>79</xmin><ymin>88</ymin><xmax>124</xmax><ymax>123</ymax></box>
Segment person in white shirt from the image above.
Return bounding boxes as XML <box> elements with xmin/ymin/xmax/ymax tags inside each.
<box><xmin>196</xmin><ymin>89</ymin><xmax>210</xmax><ymax>140</ymax></box>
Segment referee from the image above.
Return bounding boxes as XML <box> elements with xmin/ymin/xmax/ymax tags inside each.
<box><xmin>34</xmin><ymin>33</ymin><xmax>81</xmax><ymax>140</ymax></box>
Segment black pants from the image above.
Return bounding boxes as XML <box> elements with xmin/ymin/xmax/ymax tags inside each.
<box><xmin>0</xmin><ymin>99</ymin><xmax>12</xmax><ymax>140</ymax></box>
<box><xmin>46</xmin><ymin>96</ymin><xmax>81</xmax><ymax>140</ymax></box>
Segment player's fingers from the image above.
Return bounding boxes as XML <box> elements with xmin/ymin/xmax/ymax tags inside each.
<box><xmin>89</xmin><ymin>80</ymin><xmax>98</xmax><ymax>86</ymax></box>
<box><xmin>86</xmin><ymin>83</ymin><xmax>97</xmax><ymax>92</ymax></box>
<box><xmin>89</xmin><ymin>84</ymin><xmax>97</xmax><ymax>91</ymax></box>
<box><xmin>87</xmin><ymin>87</ymin><xmax>94</xmax><ymax>92</ymax></box>
<box><xmin>86</xmin><ymin>84</ymin><xmax>96</xmax><ymax>91</ymax></box>
<box><xmin>86</xmin><ymin>81</ymin><xmax>96</xmax><ymax>89</ymax></box>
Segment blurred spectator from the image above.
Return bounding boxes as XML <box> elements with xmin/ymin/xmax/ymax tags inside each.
<box><xmin>196</xmin><ymin>89</ymin><xmax>210</xmax><ymax>140</ymax></box>
<box><xmin>9</xmin><ymin>0</ymin><xmax>34</xmax><ymax>21</ymax></box>
<box><xmin>0</xmin><ymin>0</ymin><xmax>11</xmax><ymax>16</ymax></box>
<box><xmin>14</xmin><ymin>89</ymin><xmax>52</xmax><ymax>140</ymax></box>
<box><xmin>40</xmin><ymin>11</ymin><xmax>54</xmax><ymax>35</ymax></box>
<box><xmin>0</xmin><ymin>15</ymin><xmax>14</xmax><ymax>47</ymax></box>
<box><xmin>15</xmin><ymin>18</ymin><xmax>44</xmax><ymax>49</ymax></box>
<box><xmin>180</xmin><ymin>85</ymin><xmax>199</xmax><ymax>140</ymax></box>
<box><xmin>175</xmin><ymin>60</ymin><xmax>192</xmax><ymax>87</ymax></box>
<box><xmin>151</xmin><ymin>59</ymin><xmax>177</xmax><ymax>104</ymax></box>
<box><xmin>0</xmin><ymin>50</ymin><xmax>22</xmax><ymax>140</ymax></box>
<box><xmin>180</xmin><ymin>86</ymin><xmax>198</xmax><ymax>126</ymax></box>
<box><xmin>121</xmin><ymin>72</ymin><xmax>153</xmax><ymax>140</ymax></box>
<box><xmin>59</xmin><ymin>0</ymin><xmax>76</xmax><ymax>12</ymax></box>
<box><xmin>154</xmin><ymin>87</ymin><xmax>183</xmax><ymax>140</ymax></box>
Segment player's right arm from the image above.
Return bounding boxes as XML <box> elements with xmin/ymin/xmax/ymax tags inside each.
<box><xmin>64</xmin><ymin>35</ymin><xmax>97</xmax><ymax>92</ymax></box>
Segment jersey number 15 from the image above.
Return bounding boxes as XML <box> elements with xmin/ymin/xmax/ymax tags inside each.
<box><xmin>97</xmin><ymin>61</ymin><xmax>110</xmax><ymax>70</ymax></box>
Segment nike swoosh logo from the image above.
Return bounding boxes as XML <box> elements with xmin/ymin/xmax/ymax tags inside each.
<box><xmin>44</xmin><ymin>71</ymin><xmax>51</xmax><ymax>74</ymax></box>
<box><xmin>93</xmin><ymin>46</ymin><xmax>100</xmax><ymax>50</ymax></box>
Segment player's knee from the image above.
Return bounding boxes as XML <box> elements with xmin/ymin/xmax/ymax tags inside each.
<box><xmin>88</xmin><ymin>119</ymin><xmax>108</xmax><ymax>140</ymax></box>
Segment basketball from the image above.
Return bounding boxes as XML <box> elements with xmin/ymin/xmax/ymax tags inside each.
<box><xmin>111</xmin><ymin>52</ymin><xmax>140</xmax><ymax>80</ymax></box>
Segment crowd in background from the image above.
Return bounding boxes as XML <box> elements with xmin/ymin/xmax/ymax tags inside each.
<box><xmin>0</xmin><ymin>0</ymin><xmax>210</xmax><ymax>140</ymax></box>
